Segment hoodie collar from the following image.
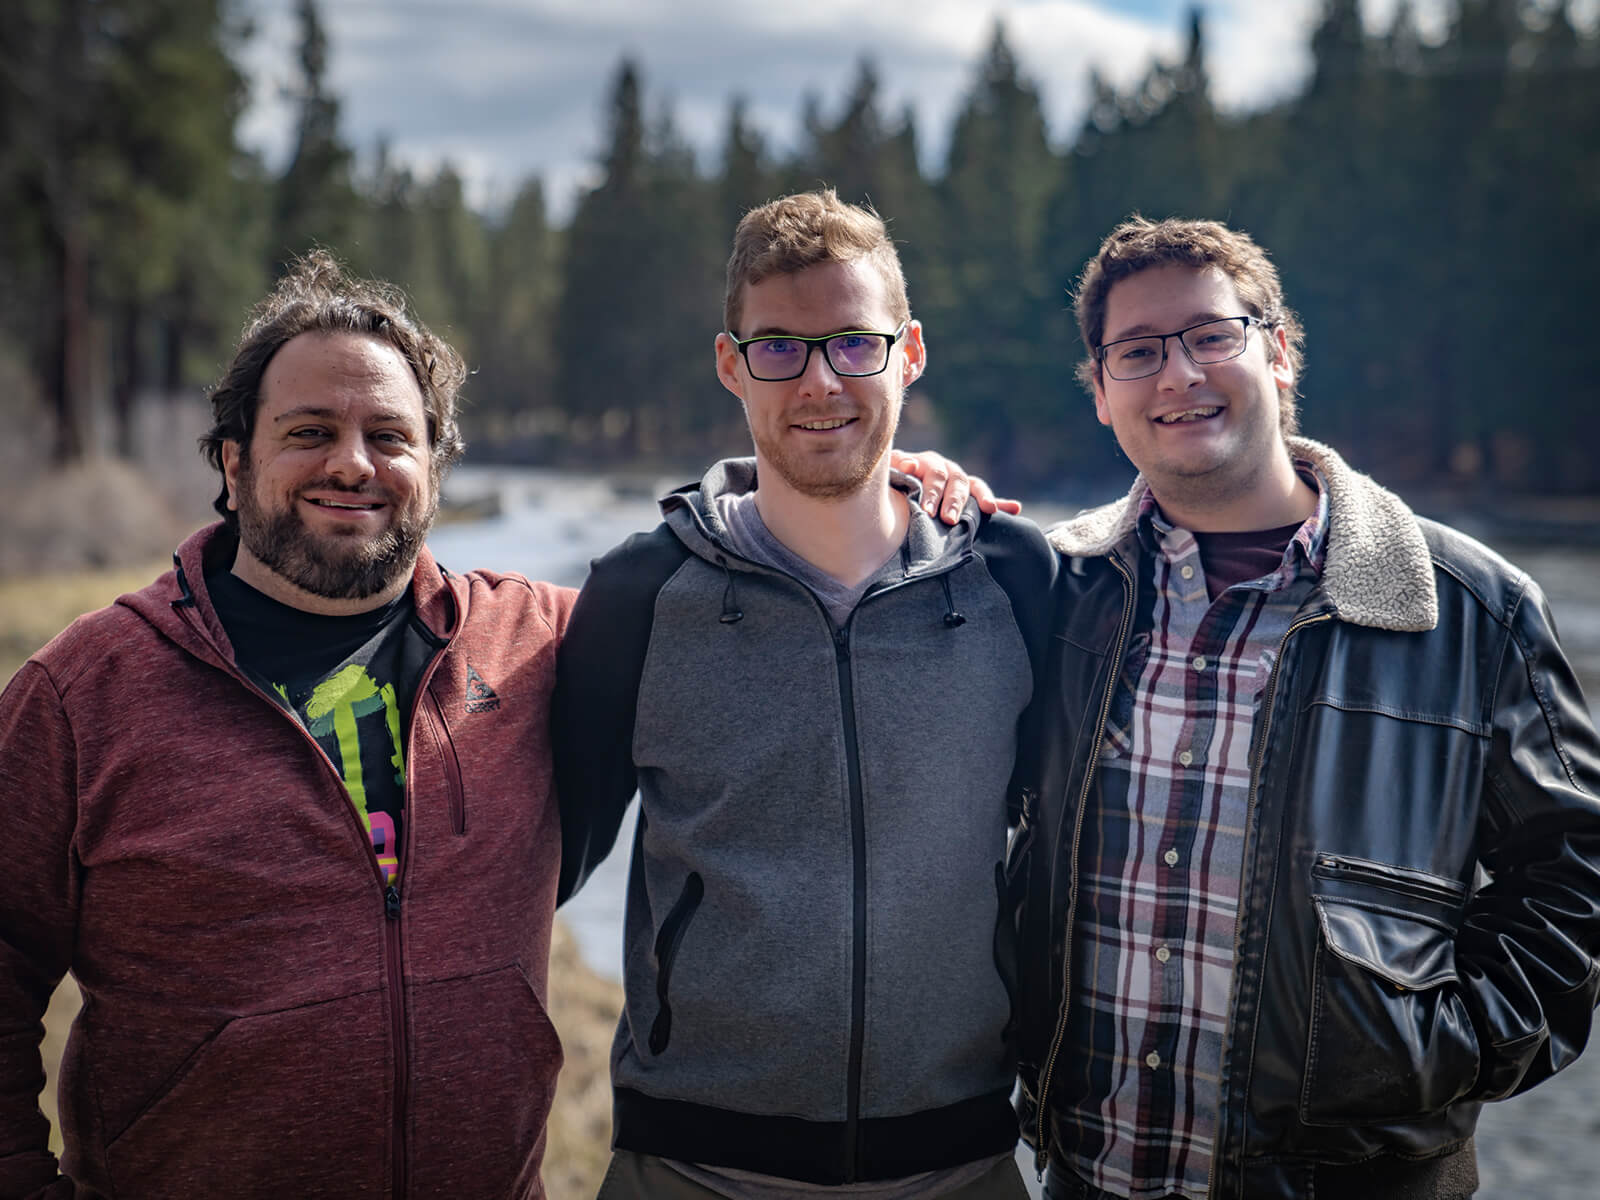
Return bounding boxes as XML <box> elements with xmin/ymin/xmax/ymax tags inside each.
<box><xmin>1045</xmin><ymin>436</ymin><xmax>1438</xmax><ymax>632</ymax></box>
<box><xmin>121</xmin><ymin>523</ymin><xmax>462</xmax><ymax>666</ymax></box>
<box><xmin>660</xmin><ymin>456</ymin><xmax>980</xmax><ymax>578</ymax></box>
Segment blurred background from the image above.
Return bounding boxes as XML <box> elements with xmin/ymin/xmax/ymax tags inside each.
<box><xmin>4</xmin><ymin>1</ymin><xmax>1599</xmax><ymax>1197</ymax></box>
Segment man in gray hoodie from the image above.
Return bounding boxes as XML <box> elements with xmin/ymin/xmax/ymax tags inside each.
<box><xmin>552</xmin><ymin>190</ymin><xmax>1056</xmax><ymax>1199</ymax></box>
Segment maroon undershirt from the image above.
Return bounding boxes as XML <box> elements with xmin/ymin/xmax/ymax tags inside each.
<box><xmin>1192</xmin><ymin>522</ymin><xmax>1304</xmax><ymax>601</ymax></box>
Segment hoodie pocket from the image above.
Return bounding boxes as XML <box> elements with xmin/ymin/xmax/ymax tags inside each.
<box><xmin>1299</xmin><ymin>856</ymin><xmax>1479</xmax><ymax>1126</ymax></box>
<box><xmin>649</xmin><ymin>872</ymin><xmax>705</xmax><ymax>1056</ymax></box>
<box><xmin>104</xmin><ymin>993</ymin><xmax>388</xmax><ymax>1197</ymax></box>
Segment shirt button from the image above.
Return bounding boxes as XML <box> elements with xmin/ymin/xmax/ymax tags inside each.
<box><xmin>1192</xmin><ymin>656</ymin><xmax>1208</xmax><ymax>671</ymax></box>
<box><xmin>1155</xmin><ymin>946</ymin><xmax>1172</xmax><ymax>963</ymax></box>
<box><xmin>1180</xmin><ymin>564</ymin><xmax>1195</xmax><ymax>580</ymax></box>
<box><xmin>1164</xmin><ymin>849</ymin><xmax>1180</xmax><ymax>867</ymax></box>
<box><xmin>1178</xmin><ymin>750</ymin><xmax>1193</xmax><ymax>766</ymax></box>
<box><xmin>1146</xmin><ymin>1052</ymin><xmax>1162</xmax><ymax>1069</ymax></box>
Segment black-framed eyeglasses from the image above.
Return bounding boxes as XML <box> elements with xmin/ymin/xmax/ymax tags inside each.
<box><xmin>1098</xmin><ymin>315</ymin><xmax>1265</xmax><ymax>381</ymax></box>
<box><xmin>728</xmin><ymin>323</ymin><xmax>908</xmax><ymax>382</ymax></box>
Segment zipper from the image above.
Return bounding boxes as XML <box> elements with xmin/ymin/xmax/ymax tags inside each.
<box><xmin>171</xmin><ymin>573</ymin><xmax>459</xmax><ymax>1200</ymax></box>
<box><xmin>826</xmin><ymin>562</ymin><xmax>968</xmax><ymax>1177</ymax></box>
<box><xmin>725</xmin><ymin>556</ymin><xmax>971</xmax><ymax>1181</ymax></box>
<box><xmin>649</xmin><ymin>872</ymin><xmax>706</xmax><ymax>1055</ymax></box>
<box><xmin>1310</xmin><ymin>854</ymin><xmax>1466</xmax><ymax>906</ymax></box>
<box><xmin>385</xmin><ymin>885</ymin><xmax>408</xmax><ymax>1198</ymax></box>
<box><xmin>1034</xmin><ymin>552</ymin><xmax>1135</xmax><ymax>1176</ymax></box>
<box><xmin>1202</xmin><ymin>607</ymin><xmax>1333</xmax><ymax>1199</ymax></box>
<box><xmin>419</xmin><ymin>702</ymin><xmax>467</xmax><ymax>835</ymax></box>
<box><xmin>385</xmin><ymin>639</ymin><xmax>452</xmax><ymax>1198</ymax></box>
<box><xmin>835</xmin><ymin>618</ymin><xmax>869</xmax><ymax>1182</ymax></box>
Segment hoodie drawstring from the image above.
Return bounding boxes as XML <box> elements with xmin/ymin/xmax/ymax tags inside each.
<box><xmin>717</xmin><ymin>557</ymin><xmax>744</xmax><ymax>624</ymax></box>
<box><xmin>939</xmin><ymin>575</ymin><xmax>966</xmax><ymax>628</ymax></box>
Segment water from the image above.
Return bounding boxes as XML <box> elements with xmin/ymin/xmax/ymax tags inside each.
<box><xmin>426</xmin><ymin>465</ymin><xmax>1600</xmax><ymax>1198</ymax></box>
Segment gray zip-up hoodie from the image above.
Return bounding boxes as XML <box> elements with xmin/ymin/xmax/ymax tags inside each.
<box><xmin>552</xmin><ymin>460</ymin><xmax>1057</xmax><ymax>1184</ymax></box>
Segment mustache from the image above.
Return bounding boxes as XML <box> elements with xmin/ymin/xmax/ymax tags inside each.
<box><xmin>296</xmin><ymin>478</ymin><xmax>388</xmax><ymax>499</ymax></box>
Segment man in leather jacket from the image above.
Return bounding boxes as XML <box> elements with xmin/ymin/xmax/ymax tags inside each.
<box><xmin>1013</xmin><ymin>216</ymin><xmax>1600</xmax><ymax>1200</ymax></box>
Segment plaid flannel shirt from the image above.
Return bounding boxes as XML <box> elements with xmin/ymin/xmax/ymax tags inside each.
<box><xmin>1052</xmin><ymin>471</ymin><xmax>1328</xmax><ymax>1199</ymax></box>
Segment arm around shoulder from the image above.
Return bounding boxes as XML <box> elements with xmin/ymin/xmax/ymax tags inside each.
<box><xmin>551</xmin><ymin>527</ymin><xmax>688</xmax><ymax>904</ymax></box>
<box><xmin>975</xmin><ymin>512</ymin><xmax>1059</xmax><ymax>668</ymax></box>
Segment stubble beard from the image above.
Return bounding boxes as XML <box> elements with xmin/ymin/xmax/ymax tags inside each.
<box><xmin>234</xmin><ymin>460</ymin><xmax>437</xmax><ymax>600</ymax></box>
<box><xmin>754</xmin><ymin>395</ymin><xmax>902</xmax><ymax>501</ymax></box>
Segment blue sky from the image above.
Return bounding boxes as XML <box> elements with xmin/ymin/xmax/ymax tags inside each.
<box><xmin>232</xmin><ymin>0</ymin><xmax>1552</xmax><ymax>220</ymax></box>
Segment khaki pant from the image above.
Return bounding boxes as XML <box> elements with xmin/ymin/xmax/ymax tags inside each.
<box><xmin>596</xmin><ymin>1149</ymin><xmax>1030</xmax><ymax>1199</ymax></box>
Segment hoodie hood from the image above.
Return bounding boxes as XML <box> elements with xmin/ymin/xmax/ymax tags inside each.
<box><xmin>115</xmin><ymin>523</ymin><xmax>465</xmax><ymax>671</ymax></box>
<box><xmin>657</xmin><ymin>456</ymin><xmax>982</xmax><ymax>581</ymax></box>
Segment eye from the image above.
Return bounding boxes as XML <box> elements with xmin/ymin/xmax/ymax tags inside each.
<box><xmin>1115</xmin><ymin>344</ymin><xmax>1153</xmax><ymax>361</ymax></box>
<box><xmin>287</xmin><ymin>425</ymin><xmax>329</xmax><ymax>441</ymax></box>
<box><xmin>835</xmin><ymin>334</ymin><xmax>870</xmax><ymax>350</ymax></box>
<box><xmin>761</xmin><ymin>339</ymin><xmax>799</xmax><ymax>355</ymax></box>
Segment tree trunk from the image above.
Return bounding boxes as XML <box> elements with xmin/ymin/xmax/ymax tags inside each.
<box><xmin>113</xmin><ymin>301</ymin><xmax>142</xmax><ymax>460</ymax></box>
<box><xmin>50</xmin><ymin>220</ymin><xmax>91</xmax><ymax>466</ymax></box>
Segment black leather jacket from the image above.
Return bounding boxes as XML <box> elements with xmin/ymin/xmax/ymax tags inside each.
<box><xmin>1013</xmin><ymin>439</ymin><xmax>1600</xmax><ymax>1200</ymax></box>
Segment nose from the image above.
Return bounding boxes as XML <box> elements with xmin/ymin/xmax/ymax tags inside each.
<box><xmin>795</xmin><ymin>343</ymin><xmax>844</xmax><ymax>398</ymax></box>
<box><xmin>324</xmin><ymin>429</ymin><xmax>376</xmax><ymax>485</ymax></box>
<box><xmin>1154</xmin><ymin>334</ymin><xmax>1205</xmax><ymax>390</ymax></box>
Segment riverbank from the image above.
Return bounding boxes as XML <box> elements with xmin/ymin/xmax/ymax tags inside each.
<box><xmin>9</xmin><ymin>485</ymin><xmax>1600</xmax><ymax>1197</ymax></box>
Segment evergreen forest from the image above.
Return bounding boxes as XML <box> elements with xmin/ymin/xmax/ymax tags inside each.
<box><xmin>3</xmin><ymin>0</ymin><xmax>1597</xmax><ymax>497</ymax></box>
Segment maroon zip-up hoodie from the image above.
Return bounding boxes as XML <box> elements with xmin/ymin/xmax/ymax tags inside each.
<box><xmin>0</xmin><ymin>524</ymin><xmax>574</xmax><ymax>1199</ymax></box>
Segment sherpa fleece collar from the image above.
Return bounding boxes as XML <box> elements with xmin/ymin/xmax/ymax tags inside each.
<box><xmin>1045</xmin><ymin>437</ymin><xmax>1438</xmax><ymax>632</ymax></box>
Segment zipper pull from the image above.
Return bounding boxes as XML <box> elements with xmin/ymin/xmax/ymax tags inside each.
<box><xmin>834</xmin><ymin>626</ymin><xmax>850</xmax><ymax>662</ymax></box>
<box><xmin>385</xmin><ymin>885</ymin><xmax>402</xmax><ymax>920</ymax></box>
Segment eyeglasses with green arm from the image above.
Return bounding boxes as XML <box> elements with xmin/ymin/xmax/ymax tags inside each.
<box><xmin>728</xmin><ymin>323</ymin><xmax>909</xmax><ymax>382</ymax></box>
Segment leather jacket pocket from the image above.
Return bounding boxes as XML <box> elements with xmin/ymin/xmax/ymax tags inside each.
<box><xmin>649</xmin><ymin>871</ymin><xmax>704</xmax><ymax>1055</ymax></box>
<box><xmin>1299</xmin><ymin>855</ymin><xmax>1479</xmax><ymax>1126</ymax></box>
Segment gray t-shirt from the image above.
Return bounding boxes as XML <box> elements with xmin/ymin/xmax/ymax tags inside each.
<box><xmin>714</xmin><ymin>491</ymin><xmax>904</xmax><ymax>628</ymax></box>
<box><xmin>666</xmin><ymin>490</ymin><xmax>1011</xmax><ymax>1199</ymax></box>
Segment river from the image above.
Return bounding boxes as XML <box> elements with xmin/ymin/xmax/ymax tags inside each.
<box><xmin>426</xmin><ymin>464</ymin><xmax>1600</xmax><ymax>1199</ymax></box>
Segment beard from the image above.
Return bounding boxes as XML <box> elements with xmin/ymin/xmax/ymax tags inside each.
<box><xmin>234</xmin><ymin>461</ymin><xmax>437</xmax><ymax>601</ymax></box>
<box><xmin>750</xmin><ymin>395</ymin><xmax>902</xmax><ymax>500</ymax></box>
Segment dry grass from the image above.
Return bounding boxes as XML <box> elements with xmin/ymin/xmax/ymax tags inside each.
<box><xmin>10</xmin><ymin>564</ymin><xmax>621</xmax><ymax>1198</ymax></box>
<box><xmin>0</xmin><ymin>563</ymin><xmax>172</xmax><ymax>683</ymax></box>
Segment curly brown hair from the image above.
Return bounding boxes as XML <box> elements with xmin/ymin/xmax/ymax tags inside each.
<box><xmin>199</xmin><ymin>251</ymin><xmax>467</xmax><ymax>528</ymax></box>
<box><xmin>1072</xmin><ymin>216</ymin><xmax>1304</xmax><ymax>433</ymax></box>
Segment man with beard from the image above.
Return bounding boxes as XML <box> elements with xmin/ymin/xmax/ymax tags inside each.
<box><xmin>0</xmin><ymin>253</ymin><xmax>573</xmax><ymax>1198</ymax></box>
<box><xmin>551</xmin><ymin>190</ymin><xmax>1056</xmax><ymax>1198</ymax></box>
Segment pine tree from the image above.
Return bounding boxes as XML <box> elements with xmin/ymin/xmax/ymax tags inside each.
<box><xmin>555</xmin><ymin>60</ymin><xmax>725</xmax><ymax>458</ymax></box>
<box><xmin>930</xmin><ymin>20</ymin><xmax>1066</xmax><ymax>481</ymax></box>
<box><xmin>269</xmin><ymin>0</ymin><xmax>358</xmax><ymax>274</ymax></box>
<box><xmin>0</xmin><ymin>0</ymin><xmax>250</xmax><ymax>464</ymax></box>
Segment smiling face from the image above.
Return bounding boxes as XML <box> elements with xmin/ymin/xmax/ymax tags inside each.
<box><xmin>221</xmin><ymin>331</ymin><xmax>438</xmax><ymax>611</ymax></box>
<box><xmin>1093</xmin><ymin>263</ymin><xmax>1301</xmax><ymax>528</ymax></box>
<box><xmin>716</xmin><ymin>257</ymin><xmax>924</xmax><ymax>501</ymax></box>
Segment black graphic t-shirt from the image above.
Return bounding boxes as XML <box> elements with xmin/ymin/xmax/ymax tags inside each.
<box><xmin>208</xmin><ymin>568</ymin><xmax>436</xmax><ymax>883</ymax></box>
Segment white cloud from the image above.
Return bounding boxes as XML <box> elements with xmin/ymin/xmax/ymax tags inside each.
<box><xmin>237</xmin><ymin>0</ymin><xmax>1337</xmax><ymax>220</ymax></box>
